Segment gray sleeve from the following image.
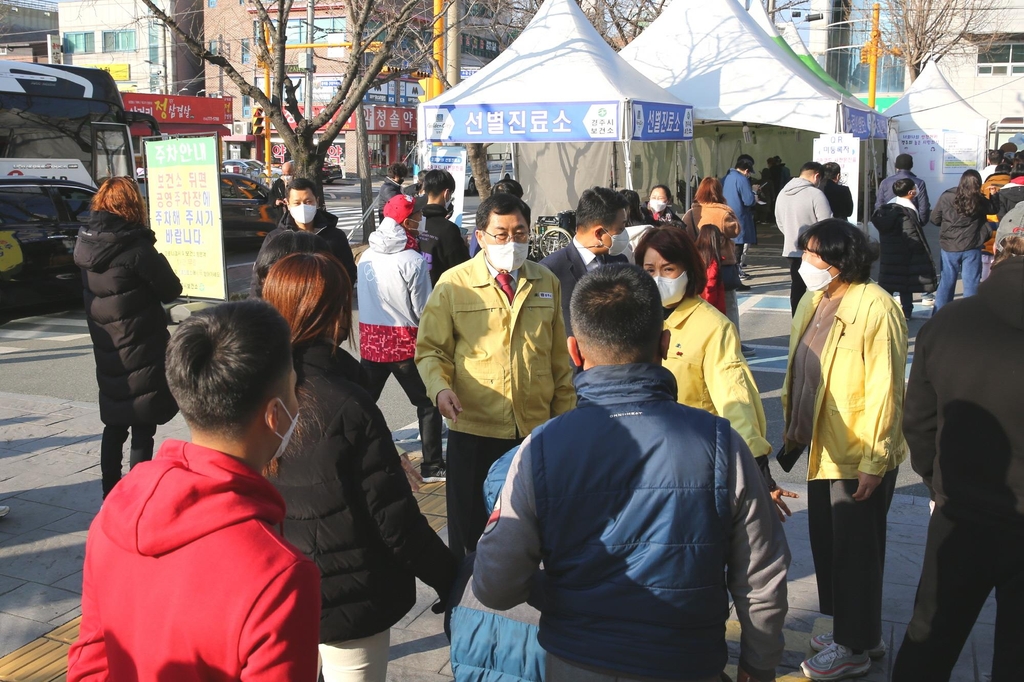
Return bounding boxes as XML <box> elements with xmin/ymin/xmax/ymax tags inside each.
<box><xmin>471</xmin><ymin>435</ymin><xmax>543</xmax><ymax>611</ymax></box>
<box><xmin>726</xmin><ymin>429</ymin><xmax>791</xmax><ymax>681</ymax></box>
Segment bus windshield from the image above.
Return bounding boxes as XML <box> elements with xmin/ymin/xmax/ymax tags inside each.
<box><xmin>0</xmin><ymin>62</ymin><xmax>134</xmax><ymax>185</ymax></box>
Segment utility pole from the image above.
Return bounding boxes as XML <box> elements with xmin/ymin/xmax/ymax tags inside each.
<box><xmin>445</xmin><ymin>0</ymin><xmax>460</xmax><ymax>88</ymax></box>
<box><xmin>867</xmin><ymin>3</ymin><xmax>880</xmax><ymax>108</ymax></box>
<box><xmin>430</xmin><ymin>0</ymin><xmax>444</xmax><ymax>98</ymax></box>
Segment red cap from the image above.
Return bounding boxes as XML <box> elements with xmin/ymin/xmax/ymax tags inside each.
<box><xmin>383</xmin><ymin>194</ymin><xmax>417</xmax><ymax>223</ymax></box>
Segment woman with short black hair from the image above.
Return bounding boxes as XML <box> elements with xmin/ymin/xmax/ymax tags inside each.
<box><xmin>779</xmin><ymin>219</ymin><xmax>909</xmax><ymax>681</ymax></box>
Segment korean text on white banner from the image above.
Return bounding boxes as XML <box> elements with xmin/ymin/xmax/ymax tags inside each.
<box><xmin>423</xmin><ymin>146</ymin><xmax>469</xmax><ymax>228</ymax></box>
<box><xmin>814</xmin><ymin>133</ymin><xmax>860</xmax><ymax>225</ymax></box>
<box><xmin>898</xmin><ymin>130</ymin><xmax>942</xmax><ymax>175</ymax></box>
<box><xmin>144</xmin><ymin>136</ymin><xmax>227</xmax><ymax>300</ymax></box>
<box><xmin>942</xmin><ymin>131</ymin><xmax>982</xmax><ymax>174</ymax></box>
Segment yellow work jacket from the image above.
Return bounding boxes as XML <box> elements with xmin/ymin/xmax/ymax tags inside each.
<box><xmin>782</xmin><ymin>281</ymin><xmax>909</xmax><ymax>480</ymax></box>
<box><xmin>664</xmin><ymin>296</ymin><xmax>772</xmax><ymax>457</ymax></box>
<box><xmin>415</xmin><ymin>253</ymin><xmax>576</xmax><ymax>439</ymax></box>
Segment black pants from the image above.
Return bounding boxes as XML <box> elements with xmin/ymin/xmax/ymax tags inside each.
<box><xmin>893</xmin><ymin>508</ymin><xmax>1024</xmax><ymax>681</ymax></box>
<box><xmin>881</xmin><ymin>285</ymin><xmax>915</xmax><ymax>318</ymax></box>
<box><xmin>446</xmin><ymin>431</ymin><xmax>522</xmax><ymax>559</ymax></box>
<box><xmin>361</xmin><ymin>358</ymin><xmax>444</xmax><ymax>473</ymax></box>
<box><xmin>101</xmin><ymin>423</ymin><xmax>157</xmax><ymax>497</ymax></box>
<box><xmin>789</xmin><ymin>257</ymin><xmax>806</xmax><ymax>315</ymax></box>
<box><xmin>807</xmin><ymin>469</ymin><xmax>897</xmax><ymax>650</ymax></box>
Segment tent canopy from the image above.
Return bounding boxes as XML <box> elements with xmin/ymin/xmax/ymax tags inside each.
<box><xmin>885</xmin><ymin>61</ymin><xmax>988</xmax><ymax>193</ymax></box>
<box><xmin>417</xmin><ymin>0</ymin><xmax>693</xmax><ymax>144</ymax></box>
<box><xmin>618</xmin><ymin>0</ymin><xmax>886</xmax><ymax>139</ymax></box>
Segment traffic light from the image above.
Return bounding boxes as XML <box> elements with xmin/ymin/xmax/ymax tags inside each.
<box><xmin>251</xmin><ymin>107</ymin><xmax>265</xmax><ymax>136</ymax></box>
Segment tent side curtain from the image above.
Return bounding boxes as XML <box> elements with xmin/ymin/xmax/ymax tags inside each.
<box><xmin>418</xmin><ymin>101</ymin><xmax>694</xmax><ymax>143</ymax></box>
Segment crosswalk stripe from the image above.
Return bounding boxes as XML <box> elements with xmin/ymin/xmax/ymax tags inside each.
<box><xmin>6</xmin><ymin>316</ymin><xmax>89</xmax><ymax>328</ymax></box>
<box><xmin>0</xmin><ymin>346</ymin><xmax>25</xmax><ymax>354</ymax></box>
<box><xmin>0</xmin><ymin>329</ymin><xmax>90</xmax><ymax>342</ymax></box>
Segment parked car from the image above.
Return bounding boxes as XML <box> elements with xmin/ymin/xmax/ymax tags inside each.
<box><xmin>322</xmin><ymin>162</ymin><xmax>345</xmax><ymax>184</ymax></box>
<box><xmin>221</xmin><ymin>159</ymin><xmax>262</xmax><ymax>180</ymax></box>
<box><xmin>137</xmin><ymin>173</ymin><xmax>283</xmax><ymax>249</ymax></box>
<box><xmin>0</xmin><ymin>177</ymin><xmax>93</xmax><ymax>309</ymax></box>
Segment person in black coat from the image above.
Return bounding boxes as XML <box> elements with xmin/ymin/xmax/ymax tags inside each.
<box><xmin>872</xmin><ymin>178</ymin><xmax>937</xmax><ymax>319</ymax></box>
<box><xmin>540</xmin><ymin>187</ymin><xmax>631</xmax><ymax>337</ymax></box>
<box><xmin>822</xmin><ymin>162</ymin><xmax>854</xmax><ymax>220</ymax></box>
<box><xmin>418</xmin><ymin>169</ymin><xmax>470</xmax><ymax>286</ymax></box>
<box><xmin>261</xmin><ymin>251</ymin><xmax>456</xmax><ymax>678</ymax></box>
<box><xmin>892</xmin><ymin>235</ymin><xmax>1024</xmax><ymax>682</ymax></box>
<box><xmin>252</xmin><ymin>177</ymin><xmax>357</xmax><ymax>292</ymax></box>
<box><xmin>930</xmin><ymin>170</ymin><xmax>996</xmax><ymax>311</ymax></box>
<box><xmin>377</xmin><ymin>162</ymin><xmax>408</xmax><ymax>222</ymax></box>
<box><xmin>73</xmin><ymin>177</ymin><xmax>182</xmax><ymax>498</ymax></box>
<box><xmin>996</xmin><ymin>160</ymin><xmax>1024</xmax><ymax>220</ymax></box>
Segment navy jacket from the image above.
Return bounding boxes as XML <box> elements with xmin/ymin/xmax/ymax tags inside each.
<box><xmin>875</xmin><ymin>169</ymin><xmax>931</xmax><ymax>220</ymax></box>
<box><xmin>532</xmin><ymin>365</ymin><xmax>733</xmax><ymax>679</ymax></box>
<box><xmin>539</xmin><ymin>244</ymin><xmax>628</xmax><ymax>337</ymax></box>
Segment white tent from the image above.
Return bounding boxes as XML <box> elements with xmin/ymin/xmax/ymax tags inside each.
<box><xmin>618</xmin><ymin>0</ymin><xmax>886</xmax><ymax>140</ymax></box>
<box><xmin>417</xmin><ymin>0</ymin><xmax>693</xmax><ymax>216</ymax></box>
<box><xmin>885</xmin><ymin>61</ymin><xmax>989</xmax><ymax>197</ymax></box>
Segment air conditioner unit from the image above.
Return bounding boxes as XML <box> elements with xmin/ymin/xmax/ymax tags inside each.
<box><xmin>232</xmin><ymin>121</ymin><xmax>248</xmax><ymax>136</ymax></box>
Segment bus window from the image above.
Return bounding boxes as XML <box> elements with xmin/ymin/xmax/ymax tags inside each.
<box><xmin>91</xmin><ymin>124</ymin><xmax>133</xmax><ymax>184</ymax></box>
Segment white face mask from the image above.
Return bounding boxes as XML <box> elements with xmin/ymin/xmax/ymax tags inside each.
<box><xmin>649</xmin><ymin>199</ymin><xmax>667</xmax><ymax>214</ymax></box>
<box><xmin>289</xmin><ymin>203</ymin><xmax>317</xmax><ymax>226</ymax></box>
<box><xmin>486</xmin><ymin>241</ymin><xmax>530</xmax><ymax>273</ymax></box>
<box><xmin>798</xmin><ymin>260</ymin><xmax>839</xmax><ymax>292</ymax></box>
<box><xmin>655</xmin><ymin>272</ymin><xmax>688</xmax><ymax>307</ymax></box>
<box><xmin>608</xmin><ymin>231</ymin><xmax>631</xmax><ymax>257</ymax></box>
<box><xmin>270</xmin><ymin>399</ymin><xmax>299</xmax><ymax>461</ymax></box>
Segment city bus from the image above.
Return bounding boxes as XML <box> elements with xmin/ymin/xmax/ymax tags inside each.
<box><xmin>0</xmin><ymin>61</ymin><xmax>157</xmax><ymax>186</ymax></box>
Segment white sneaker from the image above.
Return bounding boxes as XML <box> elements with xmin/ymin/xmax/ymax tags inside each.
<box><xmin>810</xmin><ymin>631</ymin><xmax>886</xmax><ymax>659</ymax></box>
<box><xmin>801</xmin><ymin>643</ymin><xmax>872</xmax><ymax>680</ymax></box>
<box><xmin>0</xmin><ymin>505</ymin><xmax>9</xmax><ymax>518</ymax></box>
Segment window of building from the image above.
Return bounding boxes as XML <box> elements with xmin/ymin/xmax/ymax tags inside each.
<box><xmin>209</xmin><ymin>39</ymin><xmax>220</xmax><ymax>55</ymax></box>
<box><xmin>148</xmin><ymin>23</ymin><xmax>160</xmax><ymax>63</ymax></box>
<box><xmin>977</xmin><ymin>44</ymin><xmax>1024</xmax><ymax>75</ymax></box>
<box><xmin>208</xmin><ymin>0</ymin><xmax>217</xmax><ymax>6</ymax></box>
<box><xmin>241</xmin><ymin>38</ymin><xmax>251</xmax><ymax>63</ymax></box>
<box><xmin>242</xmin><ymin>94</ymin><xmax>251</xmax><ymax>118</ymax></box>
<box><xmin>63</xmin><ymin>32</ymin><xmax>94</xmax><ymax>54</ymax></box>
<box><xmin>460</xmin><ymin>34</ymin><xmax>499</xmax><ymax>60</ymax></box>
<box><xmin>102</xmin><ymin>30</ymin><xmax>136</xmax><ymax>53</ymax></box>
<box><xmin>280</xmin><ymin>16</ymin><xmax>346</xmax><ymax>44</ymax></box>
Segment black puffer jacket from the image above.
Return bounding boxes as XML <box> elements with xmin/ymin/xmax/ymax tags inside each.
<box><xmin>252</xmin><ymin>209</ymin><xmax>357</xmax><ymax>291</ymax></box>
<box><xmin>872</xmin><ymin>202</ymin><xmax>937</xmax><ymax>293</ymax></box>
<box><xmin>997</xmin><ymin>182</ymin><xmax>1024</xmax><ymax>220</ymax></box>
<box><xmin>74</xmin><ymin>211</ymin><xmax>182</xmax><ymax>426</ymax></box>
<box><xmin>930</xmin><ymin>188</ymin><xmax>995</xmax><ymax>252</ymax></box>
<box><xmin>271</xmin><ymin>342</ymin><xmax>457</xmax><ymax>643</ymax></box>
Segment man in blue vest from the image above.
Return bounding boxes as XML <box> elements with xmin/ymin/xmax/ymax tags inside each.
<box><xmin>473</xmin><ymin>264</ymin><xmax>790</xmax><ymax>682</ymax></box>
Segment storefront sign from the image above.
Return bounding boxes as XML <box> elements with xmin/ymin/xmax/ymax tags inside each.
<box><xmin>94</xmin><ymin>63</ymin><xmax>130</xmax><ymax>81</ymax></box>
<box><xmin>399</xmin><ymin>81</ymin><xmax>423</xmax><ymax>107</ymax></box>
<box><xmin>422</xmin><ymin>102</ymin><xmax>621</xmax><ymax>143</ymax></box>
<box><xmin>814</xmin><ymin>133</ymin><xmax>860</xmax><ymax>225</ymax></box>
<box><xmin>144</xmin><ymin>136</ymin><xmax>226</xmax><ymax>300</ymax></box>
<box><xmin>364</xmin><ymin>81</ymin><xmax>396</xmax><ymax>105</ymax></box>
<box><xmin>123</xmin><ymin>93</ymin><xmax>233</xmax><ymax>125</ymax></box>
<box><xmin>342</xmin><ymin>105</ymin><xmax>416</xmax><ymax>133</ymax></box>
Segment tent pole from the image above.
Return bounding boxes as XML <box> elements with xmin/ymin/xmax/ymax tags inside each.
<box><xmin>685</xmin><ymin>140</ymin><xmax>694</xmax><ymax>208</ymax></box>
<box><xmin>623</xmin><ymin>140</ymin><xmax>634</xmax><ymax>190</ymax></box>
<box><xmin>611</xmin><ymin>140</ymin><xmax>618</xmax><ymax>188</ymax></box>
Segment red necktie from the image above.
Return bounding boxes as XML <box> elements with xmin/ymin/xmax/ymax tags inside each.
<box><xmin>496</xmin><ymin>273</ymin><xmax>516</xmax><ymax>304</ymax></box>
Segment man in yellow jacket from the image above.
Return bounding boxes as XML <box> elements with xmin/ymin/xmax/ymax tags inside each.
<box><xmin>416</xmin><ymin>193</ymin><xmax>576</xmax><ymax>558</ymax></box>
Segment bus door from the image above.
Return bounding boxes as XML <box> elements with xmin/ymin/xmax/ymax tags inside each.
<box><xmin>90</xmin><ymin>122</ymin><xmax>133</xmax><ymax>183</ymax></box>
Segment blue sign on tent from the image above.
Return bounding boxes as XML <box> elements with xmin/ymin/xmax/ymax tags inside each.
<box><xmin>630</xmin><ymin>101</ymin><xmax>693</xmax><ymax>141</ymax></box>
<box><xmin>422</xmin><ymin>102</ymin><xmax>622</xmax><ymax>143</ymax></box>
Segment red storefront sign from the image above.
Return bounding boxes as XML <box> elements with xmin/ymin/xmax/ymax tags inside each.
<box><xmin>285</xmin><ymin>105</ymin><xmax>416</xmax><ymax>134</ymax></box>
<box><xmin>122</xmin><ymin>93</ymin><xmax>234</xmax><ymax>125</ymax></box>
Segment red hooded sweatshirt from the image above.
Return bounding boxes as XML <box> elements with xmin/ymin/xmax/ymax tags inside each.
<box><xmin>68</xmin><ymin>440</ymin><xmax>321</xmax><ymax>682</ymax></box>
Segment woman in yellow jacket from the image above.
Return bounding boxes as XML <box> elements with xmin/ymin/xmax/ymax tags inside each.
<box><xmin>634</xmin><ymin>226</ymin><xmax>796</xmax><ymax>519</ymax></box>
<box><xmin>780</xmin><ymin>219</ymin><xmax>908</xmax><ymax>682</ymax></box>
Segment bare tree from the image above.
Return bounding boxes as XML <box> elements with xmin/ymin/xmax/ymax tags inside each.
<box><xmin>141</xmin><ymin>0</ymin><xmax>445</xmax><ymax>182</ymax></box>
<box><xmin>879</xmin><ymin>0</ymin><xmax>1007</xmax><ymax>81</ymax></box>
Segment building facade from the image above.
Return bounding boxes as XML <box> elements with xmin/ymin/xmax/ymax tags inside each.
<box><xmin>57</xmin><ymin>0</ymin><xmax>203</xmax><ymax>95</ymax></box>
<box><xmin>0</xmin><ymin>0</ymin><xmax>59</xmax><ymax>63</ymax></box>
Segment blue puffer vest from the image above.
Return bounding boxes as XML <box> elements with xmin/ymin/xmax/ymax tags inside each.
<box><xmin>530</xmin><ymin>363</ymin><xmax>732</xmax><ymax>680</ymax></box>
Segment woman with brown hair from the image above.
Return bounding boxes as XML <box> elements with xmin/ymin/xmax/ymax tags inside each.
<box><xmin>74</xmin><ymin>176</ymin><xmax>182</xmax><ymax>498</ymax></box>
<box><xmin>634</xmin><ymin>227</ymin><xmax>795</xmax><ymax>520</ymax></box>
<box><xmin>682</xmin><ymin>177</ymin><xmax>748</xmax><ymax>334</ymax></box>
<box><xmin>261</xmin><ymin>252</ymin><xmax>456</xmax><ymax>682</ymax></box>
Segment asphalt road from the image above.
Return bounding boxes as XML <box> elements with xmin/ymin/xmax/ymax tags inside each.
<box><xmin>0</xmin><ymin>210</ymin><xmax>931</xmax><ymax>497</ymax></box>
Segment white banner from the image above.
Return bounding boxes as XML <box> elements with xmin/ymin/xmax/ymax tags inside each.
<box><xmin>814</xmin><ymin>133</ymin><xmax>860</xmax><ymax>225</ymax></box>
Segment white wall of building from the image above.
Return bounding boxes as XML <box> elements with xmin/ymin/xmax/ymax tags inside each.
<box><xmin>58</xmin><ymin>0</ymin><xmax>174</xmax><ymax>94</ymax></box>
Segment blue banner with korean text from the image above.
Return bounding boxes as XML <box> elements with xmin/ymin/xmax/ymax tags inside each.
<box><xmin>843</xmin><ymin>107</ymin><xmax>888</xmax><ymax>140</ymax></box>
<box><xmin>630</xmin><ymin>101</ymin><xmax>694</xmax><ymax>141</ymax></box>
<box><xmin>421</xmin><ymin>102</ymin><xmax>621</xmax><ymax>142</ymax></box>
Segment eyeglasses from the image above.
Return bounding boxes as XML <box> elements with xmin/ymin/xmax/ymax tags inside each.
<box><xmin>482</xmin><ymin>229</ymin><xmax>530</xmax><ymax>244</ymax></box>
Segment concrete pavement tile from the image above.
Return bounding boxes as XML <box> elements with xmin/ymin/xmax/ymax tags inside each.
<box><xmin>0</xmin><ymin>469</ymin><xmax>59</xmax><ymax>500</ymax></box>
<box><xmin>0</xmin><ymin>612</ymin><xmax>53</xmax><ymax>658</ymax></box>
<box><xmin>395</xmin><ymin>579</ymin><xmax>441</xmax><ymax>630</ymax></box>
<box><xmin>388</xmin><ymin>629</ymin><xmax>451</xmax><ymax>674</ymax></box>
<box><xmin>50</xmin><ymin>604</ymin><xmax>81</xmax><ymax>625</ymax></box>
<box><xmin>0</xmin><ymin>581</ymin><xmax>81</xmax><ymax>623</ymax></box>
<box><xmin>439</xmin><ymin>661</ymin><xmax>452</xmax><ymax>677</ymax></box>
<box><xmin>42</xmin><ymin>511</ymin><xmax>95</xmax><ymax>536</ymax></box>
<box><xmin>0</xmin><ymin>498</ymin><xmax>74</xmax><ymax>536</ymax></box>
<box><xmin>0</xmin><ymin>574</ymin><xmax>25</xmax><ymax>597</ymax></box>
<box><xmin>52</xmin><ymin>570</ymin><xmax>82</xmax><ymax>595</ymax></box>
<box><xmin>385</xmin><ymin>663</ymin><xmax>454</xmax><ymax>681</ymax></box>
<box><xmin>403</xmin><ymin>602</ymin><xmax>445</xmax><ymax>636</ymax></box>
<box><xmin>8</xmin><ymin>433</ymin><xmax>96</xmax><ymax>454</ymax></box>
<box><xmin>14</xmin><ymin>471</ymin><xmax>103</xmax><ymax>514</ymax></box>
<box><xmin>0</xmin><ymin>530</ymin><xmax>14</xmax><ymax>544</ymax></box>
<box><xmin>887</xmin><ymin>520</ymin><xmax>929</xmax><ymax>547</ymax></box>
<box><xmin>17</xmin><ymin>449</ymin><xmax>98</xmax><ymax>478</ymax></box>
<box><xmin>881</xmin><ymin>580</ymin><xmax>918</xmax><ymax>625</ymax></box>
<box><xmin>0</xmin><ymin>528</ymin><xmax>86</xmax><ymax>585</ymax></box>
<box><xmin>885</xmin><ymin>504</ymin><xmax>931</xmax><ymax>527</ymax></box>
<box><xmin>54</xmin><ymin>435</ymin><xmax>103</xmax><ymax>458</ymax></box>
<box><xmin>785</xmin><ymin>578</ymin><xmax>824</xmax><ymax>612</ymax></box>
<box><xmin>883</xmin><ymin>544</ymin><xmax>927</xmax><ymax>587</ymax></box>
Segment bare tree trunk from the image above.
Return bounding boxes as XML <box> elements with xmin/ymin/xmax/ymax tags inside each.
<box><xmin>357</xmin><ymin>104</ymin><xmax>376</xmax><ymax>244</ymax></box>
<box><xmin>467</xmin><ymin>143</ymin><xmax>492</xmax><ymax>200</ymax></box>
